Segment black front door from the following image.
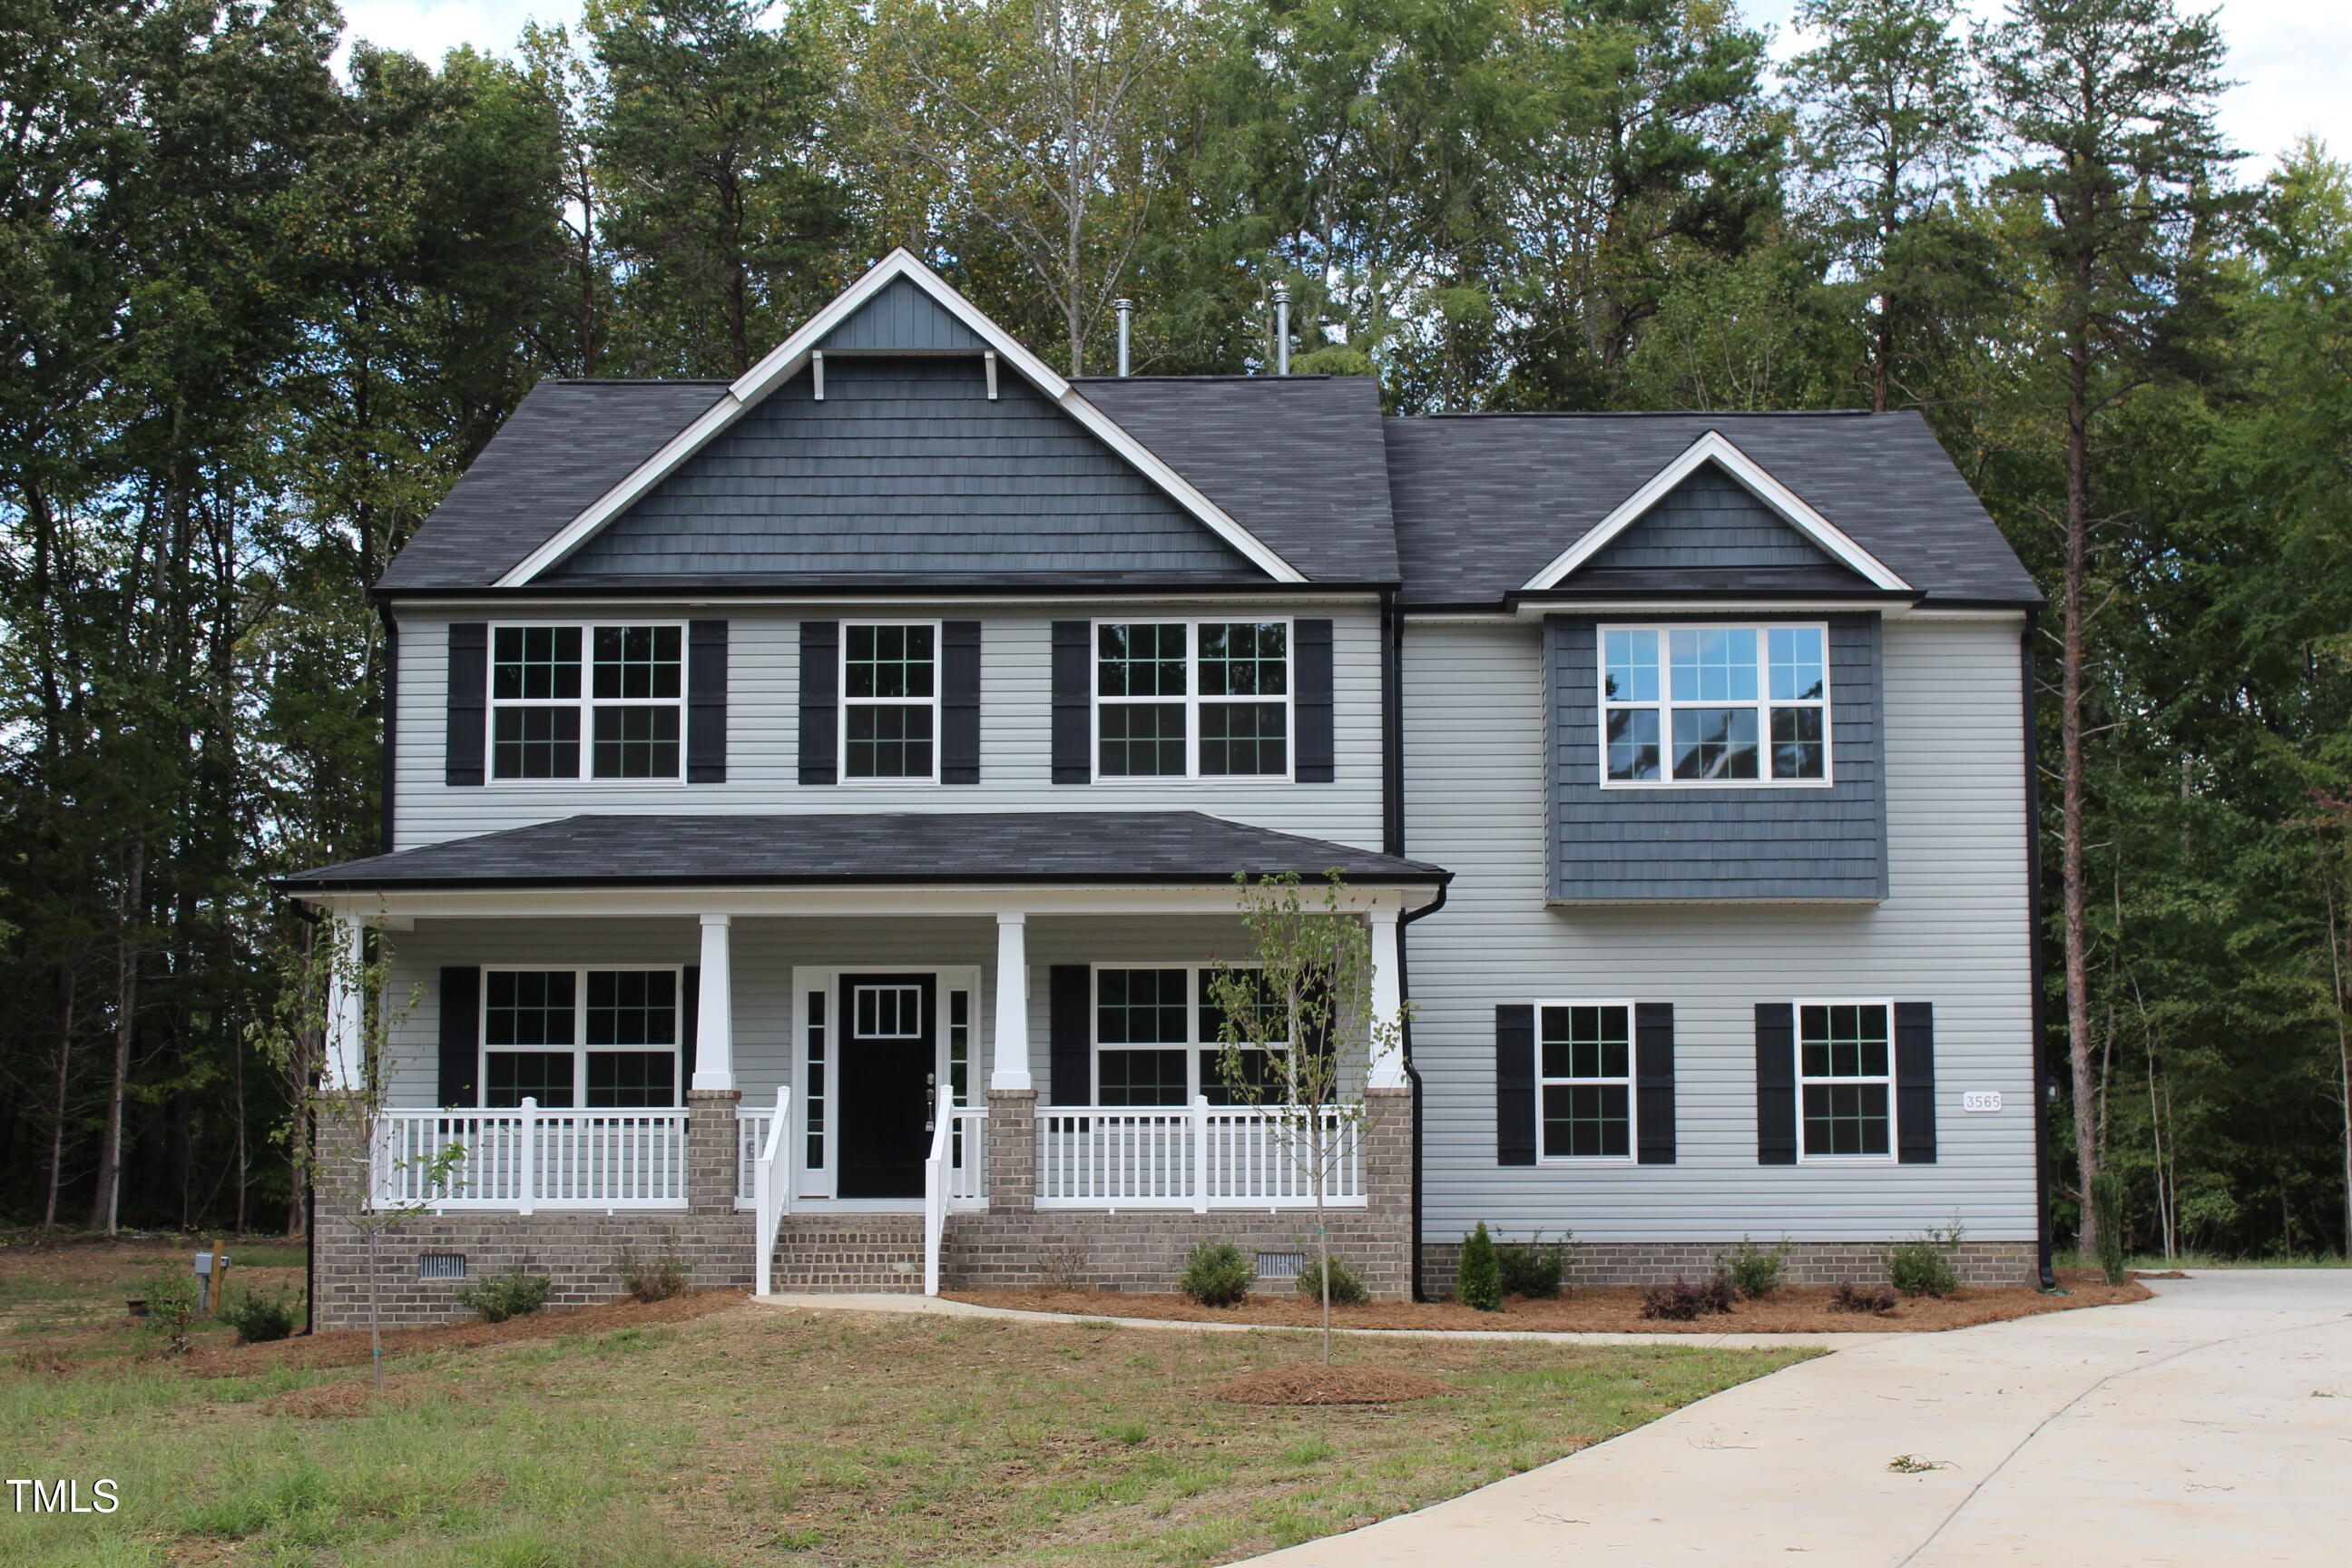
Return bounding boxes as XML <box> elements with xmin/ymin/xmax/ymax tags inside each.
<box><xmin>836</xmin><ymin>973</ymin><xmax>936</xmax><ymax>1199</ymax></box>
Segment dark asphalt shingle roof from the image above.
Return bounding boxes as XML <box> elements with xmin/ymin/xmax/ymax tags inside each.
<box><xmin>1383</xmin><ymin>410</ymin><xmax>2041</xmax><ymax>606</ymax></box>
<box><xmin>279</xmin><ymin>812</ymin><xmax>1448</xmax><ymax>891</ymax></box>
<box><xmin>377</xmin><ymin>379</ymin><xmax>731</xmax><ymax>593</ymax></box>
<box><xmin>1072</xmin><ymin>376</ymin><xmax>1400</xmax><ymax>583</ymax></box>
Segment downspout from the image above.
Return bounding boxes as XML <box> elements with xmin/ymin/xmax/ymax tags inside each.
<box><xmin>294</xmin><ymin>902</ymin><xmax>323</xmax><ymax>1336</ymax></box>
<box><xmin>2024</xmin><ymin>610</ymin><xmax>2056</xmax><ymax>1290</ymax></box>
<box><xmin>1382</xmin><ymin>591</ymin><xmax>1440</xmax><ymax>1297</ymax></box>
<box><xmin>1401</xmin><ymin>881</ymin><xmax>1446</xmax><ymax>1301</ymax></box>
<box><xmin>378</xmin><ymin>603</ymin><xmax>398</xmax><ymax>856</ymax></box>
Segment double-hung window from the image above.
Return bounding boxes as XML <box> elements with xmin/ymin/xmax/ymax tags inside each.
<box><xmin>1601</xmin><ymin>624</ymin><xmax>1829</xmax><ymax>785</ymax></box>
<box><xmin>482</xmin><ymin>967</ymin><xmax>681</xmax><ymax>1109</ymax></box>
<box><xmin>1095</xmin><ymin>621</ymin><xmax>1290</xmax><ymax>779</ymax></box>
<box><xmin>1537</xmin><ymin>1003</ymin><xmax>1633</xmax><ymax>1159</ymax></box>
<box><xmin>1798</xmin><ymin>1001</ymin><xmax>1892</xmax><ymax>1158</ymax></box>
<box><xmin>490</xmin><ymin>624</ymin><xmax>682</xmax><ymax>780</ymax></box>
<box><xmin>1093</xmin><ymin>966</ymin><xmax>1286</xmax><ymax>1105</ymax></box>
<box><xmin>843</xmin><ymin>622</ymin><xmax>937</xmax><ymax>781</ymax></box>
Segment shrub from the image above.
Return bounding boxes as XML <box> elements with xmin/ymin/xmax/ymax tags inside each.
<box><xmin>1829</xmin><ymin>1281</ymin><xmax>1898</xmax><ymax>1314</ymax></box>
<box><xmin>1640</xmin><ymin>1274</ymin><xmax>1739</xmax><ymax>1321</ymax></box>
<box><xmin>1455</xmin><ymin>1223</ymin><xmax>1503</xmax><ymax>1311</ymax></box>
<box><xmin>1295</xmin><ymin>1255</ymin><xmax>1367</xmax><ymax>1307</ymax></box>
<box><xmin>615</xmin><ymin>1234</ymin><xmax>690</xmax><ymax>1303</ymax></box>
<box><xmin>139</xmin><ymin>1269</ymin><xmax>201</xmax><ymax>1353</ymax></box>
<box><xmin>1884</xmin><ymin>1222</ymin><xmax>1965</xmax><ymax>1298</ymax></box>
<box><xmin>2090</xmin><ymin>1171</ymin><xmax>2129</xmax><ymax>1286</ymax></box>
<box><xmin>1177</xmin><ymin>1240</ymin><xmax>1253</xmax><ymax>1308</ymax></box>
<box><xmin>1495</xmin><ymin>1232</ymin><xmax>1569</xmax><ymax>1298</ymax></box>
<box><xmin>456</xmin><ymin>1271</ymin><xmax>552</xmax><ymax>1324</ymax></box>
<box><xmin>221</xmin><ymin>1288</ymin><xmax>299</xmax><ymax>1345</ymax></box>
<box><xmin>1719</xmin><ymin>1237</ymin><xmax>1794</xmax><ymax>1300</ymax></box>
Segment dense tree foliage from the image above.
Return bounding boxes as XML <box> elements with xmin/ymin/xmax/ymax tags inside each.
<box><xmin>3</xmin><ymin>0</ymin><xmax>2346</xmax><ymax>1256</ymax></box>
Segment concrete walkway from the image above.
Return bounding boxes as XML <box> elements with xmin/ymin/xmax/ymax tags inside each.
<box><xmin>1239</xmin><ymin>1270</ymin><xmax>2352</xmax><ymax>1567</ymax></box>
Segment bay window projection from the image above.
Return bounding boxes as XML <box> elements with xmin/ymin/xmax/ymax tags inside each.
<box><xmin>482</xmin><ymin>968</ymin><xmax>681</xmax><ymax>1108</ymax></box>
<box><xmin>843</xmin><ymin>623</ymin><xmax>937</xmax><ymax>781</ymax></box>
<box><xmin>1799</xmin><ymin>1002</ymin><xmax>1893</xmax><ymax>1157</ymax></box>
<box><xmin>1095</xmin><ymin>622</ymin><xmax>1290</xmax><ymax>779</ymax></box>
<box><xmin>1093</xmin><ymin>967</ymin><xmax>1285</xmax><ymax>1105</ymax></box>
<box><xmin>1537</xmin><ymin>1003</ymin><xmax>1632</xmax><ymax>1159</ymax></box>
<box><xmin>490</xmin><ymin>624</ymin><xmax>682</xmax><ymax>780</ymax></box>
<box><xmin>1602</xmin><ymin>625</ymin><xmax>1828</xmax><ymax>784</ymax></box>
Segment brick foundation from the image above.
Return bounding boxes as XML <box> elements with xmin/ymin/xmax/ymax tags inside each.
<box><xmin>1416</xmin><ymin>1238</ymin><xmax>2039</xmax><ymax>1299</ymax></box>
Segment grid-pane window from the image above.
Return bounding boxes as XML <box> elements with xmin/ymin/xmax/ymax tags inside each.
<box><xmin>1198</xmin><ymin>968</ymin><xmax>1287</xmax><ymax>1107</ymax></box>
<box><xmin>479</xmin><ymin>969</ymin><xmax>682</xmax><ymax>1111</ymax></box>
<box><xmin>1601</xmin><ymin>624</ymin><xmax>1829</xmax><ymax>784</ymax></box>
<box><xmin>1538</xmin><ymin>1004</ymin><xmax>1632</xmax><ymax>1159</ymax></box>
<box><xmin>1093</xmin><ymin>966</ymin><xmax>1284</xmax><ymax>1106</ymax></box>
<box><xmin>805</xmin><ymin>991</ymin><xmax>828</xmax><ymax>1170</ymax></box>
<box><xmin>489</xmin><ymin>624</ymin><xmax>683</xmax><ymax>780</ymax></box>
<box><xmin>843</xmin><ymin>624</ymin><xmax>936</xmax><ymax>780</ymax></box>
<box><xmin>1798</xmin><ymin>1003</ymin><xmax>1892</xmax><ymax>1157</ymax></box>
<box><xmin>1096</xmin><ymin>622</ymin><xmax>1290</xmax><ymax>779</ymax></box>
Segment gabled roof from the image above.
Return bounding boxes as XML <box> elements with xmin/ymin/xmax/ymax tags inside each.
<box><xmin>279</xmin><ymin>812</ymin><xmax>1449</xmax><ymax>891</ymax></box>
<box><xmin>491</xmin><ymin>250</ymin><xmax>1306</xmax><ymax>587</ymax></box>
<box><xmin>1382</xmin><ymin>410</ymin><xmax>2042</xmax><ymax>607</ymax></box>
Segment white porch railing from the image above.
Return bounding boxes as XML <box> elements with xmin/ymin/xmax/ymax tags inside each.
<box><xmin>750</xmin><ymin>1086</ymin><xmax>792</xmax><ymax>1297</ymax></box>
<box><xmin>371</xmin><ymin>1102</ymin><xmax>688</xmax><ymax>1211</ymax></box>
<box><xmin>923</xmin><ymin>1105</ymin><xmax>989</xmax><ymax>1295</ymax></box>
<box><xmin>1036</xmin><ymin>1102</ymin><xmax>1366</xmax><ymax>1210</ymax></box>
<box><xmin>738</xmin><ymin>1109</ymin><xmax>776</xmax><ymax>1205</ymax></box>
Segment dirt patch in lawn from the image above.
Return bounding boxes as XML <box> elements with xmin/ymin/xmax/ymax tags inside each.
<box><xmin>180</xmin><ymin>1289</ymin><xmax>744</xmax><ymax>1377</ymax></box>
<box><xmin>260</xmin><ymin>1376</ymin><xmax>455</xmax><ymax>1417</ymax></box>
<box><xmin>948</xmin><ymin>1269</ymin><xmax>2150</xmax><ymax>1334</ymax></box>
<box><xmin>1211</xmin><ymin>1363</ymin><xmax>1455</xmax><ymax>1405</ymax></box>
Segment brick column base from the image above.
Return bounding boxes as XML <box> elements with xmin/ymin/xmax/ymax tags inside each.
<box><xmin>1359</xmin><ymin>1084</ymin><xmax>1416</xmax><ymax>1299</ymax></box>
<box><xmin>686</xmin><ymin>1090</ymin><xmax>742</xmax><ymax>1215</ymax></box>
<box><xmin>986</xmin><ymin>1089</ymin><xmax>1037</xmax><ymax>1212</ymax></box>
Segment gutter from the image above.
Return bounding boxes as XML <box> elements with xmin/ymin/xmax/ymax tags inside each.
<box><xmin>2024</xmin><ymin>611</ymin><xmax>2055</xmax><ymax>1289</ymax></box>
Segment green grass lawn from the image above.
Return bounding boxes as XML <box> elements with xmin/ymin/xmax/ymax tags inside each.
<box><xmin>0</xmin><ymin>1243</ymin><xmax>1814</xmax><ymax>1567</ymax></box>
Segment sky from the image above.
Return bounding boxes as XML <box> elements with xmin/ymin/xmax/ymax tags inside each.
<box><xmin>338</xmin><ymin>0</ymin><xmax>2346</xmax><ymax>178</ymax></box>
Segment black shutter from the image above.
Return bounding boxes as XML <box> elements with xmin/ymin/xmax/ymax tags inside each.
<box><xmin>437</xmin><ymin>966</ymin><xmax>481</xmax><ymax>1107</ymax></box>
<box><xmin>942</xmin><ymin>620</ymin><xmax>981</xmax><ymax>784</ymax></box>
<box><xmin>1495</xmin><ymin>1004</ymin><xmax>1535</xmax><ymax>1166</ymax></box>
<box><xmin>1051</xmin><ymin>620</ymin><xmax>1091</xmax><ymax>784</ymax></box>
<box><xmin>1895</xmin><ymin>1001</ymin><xmax>1936</xmax><ymax>1164</ymax></box>
<box><xmin>1048</xmin><ymin>965</ymin><xmax>1091</xmax><ymax>1104</ymax></box>
<box><xmin>1634</xmin><ymin>1002</ymin><xmax>1676</xmax><ymax>1165</ymax></box>
<box><xmin>1756</xmin><ymin>1003</ymin><xmax>1798</xmax><ymax>1164</ymax></box>
<box><xmin>799</xmin><ymin>621</ymin><xmax>838</xmax><ymax>785</ymax></box>
<box><xmin>681</xmin><ymin>965</ymin><xmax>700</xmax><ymax>1088</ymax></box>
<box><xmin>686</xmin><ymin>621</ymin><xmax>728</xmax><ymax>783</ymax></box>
<box><xmin>446</xmin><ymin>622</ymin><xmax>487</xmax><ymax>787</ymax></box>
<box><xmin>1294</xmin><ymin>618</ymin><xmax>1335</xmax><ymax>782</ymax></box>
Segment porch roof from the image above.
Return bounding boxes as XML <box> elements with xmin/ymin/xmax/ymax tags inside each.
<box><xmin>278</xmin><ymin>811</ymin><xmax>1449</xmax><ymax>894</ymax></box>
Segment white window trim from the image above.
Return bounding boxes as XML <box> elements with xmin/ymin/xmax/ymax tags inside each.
<box><xmin>1596</xmin><ymin>622</ymin><xmax>1834</xmax><ymax>789</ymax></box>
<box><xmin>1793</xmin><ymin>996</ymin><xmax>1897</xmax><ymax>1164</ymax></box>
<box><xmin>1092</xmin><ymin>963</ymin><xmax>1284</xmax><ymax>1103</ymax></box>
<box><xmin>838</xmin><ymin>619</ymin><xmax>943</xmax><ymax>787</ymax></box>
<box><xmin>790</xmin><ymin>965</ymin><xmax>982</xmax><ymax>1202</ymax></box>
<box><xmin>478</xmin><ymin>964</ymin><xmax>687</xmax><ymax>1109</ymax></box>
<box><xmin>1090</xmin><ymin>618</ymin><xmax>1296</xmax><ymax>784</ymax></box>
<box><xmin>485</xmin><ymin>620</ymin><xmax>689</xmax><ymax>786</ymax></box>
<box><xmin>1533</xmin><ymin>997</ymin><xmax>1639</xmax><ymax>1164</ymax></box>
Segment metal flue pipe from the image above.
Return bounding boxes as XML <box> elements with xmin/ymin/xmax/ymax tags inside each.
<box><xmin>1271</xmin><ymin>282</ymin><xmax>1290</xmax><ymax>375</ymax></box>
<box><xmin>1114</xmin><ymin>298</ymin><xmax>1134</xmax><ymax>376</ymax></box>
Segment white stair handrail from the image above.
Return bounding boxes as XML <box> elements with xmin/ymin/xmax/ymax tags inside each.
<box><xmin>921</xmin><ymin>1099</ymin><xmax>956</xmax><ymax>1296</ymax></box>
<box><xmin>751</xmin><ymin>1085</ymin><xmax>792</xmax><ymax>1298</ymax></box>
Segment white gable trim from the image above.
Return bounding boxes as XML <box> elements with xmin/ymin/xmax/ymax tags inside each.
<box><xmin>495</xmin><ymin>250</ymin><xmax>1306</xmax><ymax>587</ymax></box>
<box><xmin>1518</xmin><ymin>429</ymin><xmax>1912</xmax><ymax>593</ymax></box>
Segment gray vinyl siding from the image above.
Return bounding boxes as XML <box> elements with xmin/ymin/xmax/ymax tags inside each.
<box><xmin>1548</xmin><ymin>613</ymin><xmax>1886</xmax><ymax>901</ymax></box>
<box><xmin>551</xmin><ymin>358</ymin><xmax>1251</xmax><ymax>579</ymax></box>
<box><xmin>1583</xmin><ymin>464</ymin><xmax>1841</xmax><ymax>572</ymax></box>
<box><xmin>1403</xmin><ymin>614</ymin><xmax>2035</xmax><ymax>1244</ymax></box>
<box><xmin>382</xmin><ymin>914</ymin><xmax>1261</xmax><ymax>1110</ymax></box>
<box><xmin>390</xmin><ymin>601</ymin><xmax>1384</xmax><ymax>852</ymax></box>
<box><xmin>815</xmin><ymin>275</ymin><xmax>986</xmax><ymax>353</ymax></box>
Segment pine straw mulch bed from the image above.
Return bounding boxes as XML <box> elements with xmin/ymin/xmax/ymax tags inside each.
<box><xmin>947</xmin><ymin>1269</ymin><xmax>2151</xmax><ymax>1334</ymax></box>
<box><xmin>1210</xmin><ymin>1363</ymin><xmax>1455</xmax><ymax>1405</ymax></box>
<box><xmin>175</xmin><ymin>1289</ymin><xmax>745</xmax><ymax>1377</ymax></box>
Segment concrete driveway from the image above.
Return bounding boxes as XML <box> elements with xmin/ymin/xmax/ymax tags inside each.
<box><xmin>1243</xmin><ymin>1270</ymin><xmax>2352</xmax><ymax>1567</ymax></box>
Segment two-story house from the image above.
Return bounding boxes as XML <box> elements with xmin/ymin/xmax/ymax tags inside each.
<box><xmin>283</xmin><ymin>252</ymin><xmax>2043</xmax><ymax>1325</ymax></box>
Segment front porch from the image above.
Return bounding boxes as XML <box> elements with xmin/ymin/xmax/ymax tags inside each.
<box><xmin>288</xmin><ymin>813</ymin><xmax>1439</xmax><ymax>1325</ymax></box>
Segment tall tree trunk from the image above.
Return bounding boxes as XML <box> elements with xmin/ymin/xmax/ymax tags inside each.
<box><xmin>90</xmin><ymin>837</ymin><xmax>145</xmax><ymax>1233</ymax></box>
<box><xmin>43</xmin><ymin>966</ymin><xmax>75</xmax><ymax>1230</ymax></box>
<box><xmin>2060</xmin><ymin>249</ymin><xmax>2100</xmax><ymax>1260</ymax></box>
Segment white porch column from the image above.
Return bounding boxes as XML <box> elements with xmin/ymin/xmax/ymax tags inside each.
<box><xmin>692</xmin><ymin>914</ymin><xmax>735</xmax><ymax>1093</ymax></box>
<box><xmin>1367</xmin><ymin>905</ymin><xmax>1406</xmax><ymax>1090</ymax></box>
<box><xmin>991</xmin><ymin>911</ymin><xmax>1033</xmax><ymax>1092</ymax></box>
<box><xmin>323</xmin><ymin>914</ymin><xmax>365</xmax><ymax>1093</ymax></box>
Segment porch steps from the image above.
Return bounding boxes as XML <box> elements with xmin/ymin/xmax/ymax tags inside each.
<box><xmin>769</xmin><ymin>1213</ymin><xmax>928</xmax><ymax>1293</ymax></box>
